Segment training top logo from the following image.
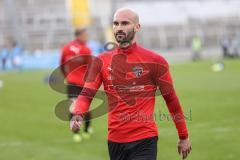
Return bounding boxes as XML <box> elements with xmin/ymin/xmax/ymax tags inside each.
<box><xmin>132</xmin><ymin>66</ymin><xmax>143</xmax><ymax>78</ymax></box>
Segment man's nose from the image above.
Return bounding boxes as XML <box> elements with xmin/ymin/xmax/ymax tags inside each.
<box><xmin>116</xmin><ymin>24</ymin><xmax>124</xmax><ymax>31</ymax></box>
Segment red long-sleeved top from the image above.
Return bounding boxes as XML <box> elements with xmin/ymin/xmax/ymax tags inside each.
<box><xmin>74</xmin><ymin>43</ymin><xmax>188</xmax><ymax>143</ymax></box>
<box><xmin>60</xmin><ymin>39</ymin><xmax>91</xmax><ymax>86</ymax></box>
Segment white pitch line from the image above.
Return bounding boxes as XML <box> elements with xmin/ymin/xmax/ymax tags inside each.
<box><xmin>0</xmin><ymin>141</ymin><xmax>26</xmax><ymax>147</ymax></box>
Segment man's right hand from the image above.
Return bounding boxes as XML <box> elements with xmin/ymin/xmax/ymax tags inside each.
<box><xmin>70</xmin><ymin>115</ymin><xmax>83</xmax><ymax>133</ymax></box>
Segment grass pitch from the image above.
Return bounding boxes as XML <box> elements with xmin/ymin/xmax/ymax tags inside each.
<box><xmin>0</xmin><ymin>59</ymin><xmax>239</xmax><ymax>160</ymax></box>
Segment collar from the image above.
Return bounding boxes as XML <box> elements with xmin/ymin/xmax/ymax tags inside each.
<box><xmin>117</xmin><ymin>42</ymin><xmax>137</xmax><ymax>54</ymax></box>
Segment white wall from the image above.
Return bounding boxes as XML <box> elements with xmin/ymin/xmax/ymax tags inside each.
<box><xmin>118</xmin><ymin>0</ymin><xmax>240</xmax><ymax>25</ymax></box>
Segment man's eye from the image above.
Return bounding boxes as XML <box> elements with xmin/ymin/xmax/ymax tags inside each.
<box><xmin>122</xmin><ymin>22</ymin><xmax>129</xmax><ymax>25</ymax></box>
<box><xmin>113</xmin><ymin>22</ymin><xmax>119</xmax><ymax>26</ymax></box>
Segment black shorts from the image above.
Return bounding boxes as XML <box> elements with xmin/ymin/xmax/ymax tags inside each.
<box><xmin>67</xmin><ymin>84</ymin><xmax>83</xmax><ymax>99</ymax></box>
<box><xmin>108</xmin><ymin>136</ymin><xmax>158</xmax><ymax>160</ymax></box>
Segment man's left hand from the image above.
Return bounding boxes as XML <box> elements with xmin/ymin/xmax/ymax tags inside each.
<box><xmin>177</xmin><ymin>138</ymin><xmax>192</xmax><ymax>159</ymax></box>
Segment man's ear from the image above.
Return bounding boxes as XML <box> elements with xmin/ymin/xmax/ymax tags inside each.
<box><xmin>135</xmin><ymin>24</ymin><xmax>141</xmax><ymax>32</ymax></box>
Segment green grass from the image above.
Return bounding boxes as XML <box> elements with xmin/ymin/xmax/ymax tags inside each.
<box><xmin>0</xmin><ymin>59</ymin><xmax>240</xmax><ymax>160</ymax></box>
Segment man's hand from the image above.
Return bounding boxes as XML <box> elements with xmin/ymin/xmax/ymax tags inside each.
<box><xmin>70</xmin><ymin>115</ymin><xmax>83</xmax><ymax>133</ymax></box>
<box><xmin>178</xmin><ymin>138</ymin><xmax>192</xmax><ymax>159</ymax></box>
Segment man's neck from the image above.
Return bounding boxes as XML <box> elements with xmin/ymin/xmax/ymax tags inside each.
<box><xmin>75</xmin><ymin>38</ymin><xmax>85</xmax><ymax>44</ymax></box>
<box><xmin>119</xmin><ymin>39</ymin><xmax>137</xmax><ymax>49</ymax></box>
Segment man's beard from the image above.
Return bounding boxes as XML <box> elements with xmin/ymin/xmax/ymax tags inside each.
<box><xmin>114</xmin><ymin>29</ymin><xmax>135</xmax><ymax>47</ymax></box>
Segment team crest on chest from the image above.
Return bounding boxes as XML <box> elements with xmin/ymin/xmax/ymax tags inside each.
<box><xmin>132</xmin><ymin>66</ymin><xmax>143</xmax><ymax>78</ymax></box>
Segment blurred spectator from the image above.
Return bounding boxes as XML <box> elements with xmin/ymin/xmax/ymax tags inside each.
<box><xmin>221</xmin><ymin>37</ymin><xmax>231</xmax><ymax>58</ymax></box>
<box><xmin>191</xmin><ymin>36</ymin><xmax>202</xmax><ymax>61</ymax></box>
<box><xmin>230</xmin><ymin>36</ymin><xmax>240</xmax><ymax>57</ymax></box>
<box><xmin>0</xmin><ymin>44</ymin><xmax>10</xmax><ymax>71</ymax></box>
<box><xmin>10</xmin><ymin>41</ymin><xmax>23</xmax><ymax>70</ymax></box>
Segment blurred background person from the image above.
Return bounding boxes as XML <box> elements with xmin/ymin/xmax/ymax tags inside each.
<box><xmin>191</xmin><ymin>36</ymin><xmax>202</xmax><ymax>61</ymax></box>
<box><xmin>221</xmin><ymin>37</ymin><xmax>231</xmax><ymax>58</ymax></box>
<box><xmin>60</xmin><ymin>27</ymin><xmax>93</xmax><ymax>142</ymax></box>
<box><xmin>0</xmin><ymin>43</ymin><xmax>9</xmax><ymax>71</ymax></box>
<box><xmin>10</xmin><ymin>40</ymin><xmax>23</xmax><ymax>70</ymax></box>
<box><xmin>230</xmin><ymin>36</ymin><xmax>240</xmax><ymax>58</ymax></box>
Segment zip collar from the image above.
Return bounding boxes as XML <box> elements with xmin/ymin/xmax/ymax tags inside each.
<box><xmin>117</xmin><ymin>42</ymin><xmax>137</xmax><ymax>54</ymax></box>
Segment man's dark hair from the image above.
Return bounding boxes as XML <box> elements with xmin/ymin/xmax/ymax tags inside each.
<box><xmin>74</xmin><ymin>27</ymin><xmax>87</xmax><ymax>37</ymax></box>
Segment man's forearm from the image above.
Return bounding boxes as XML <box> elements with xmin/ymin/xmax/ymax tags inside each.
<box><xmin>73</xmin><ymin>87</ymin><xmax>98</xmax><ymax>115</ymax></box>
<box><xmin>163</xmin><ymin>90</ymin><xmax>189</xmax><ymax>139</ymax></box>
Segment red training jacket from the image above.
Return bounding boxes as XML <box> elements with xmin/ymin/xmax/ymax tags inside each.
<box><xmin>74</xmin><ymin>42</ymin><xmax>189</xmax><ymax>143</ymax></box>
<box><xmin>60</xmin><ymin>39</ymin><xmax>92</xmax><ymax>86</ymax></box>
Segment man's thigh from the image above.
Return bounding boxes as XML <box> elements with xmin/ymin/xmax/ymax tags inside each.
<box><xmin>108</xmin><ymin>141</ymin><xmax>126</xmax><ymax>160</ymax></box>
<box><xmin>129</xmin><ymin>137</ymin><xmax>158</xmax><ymax>160</ymax></box>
